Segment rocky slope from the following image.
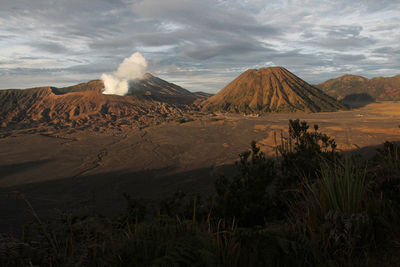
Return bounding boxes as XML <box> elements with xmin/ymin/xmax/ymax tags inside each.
<box><xmin>0</xmin><ymin>75</ymin><xmax>206</xmax><ymax>132</ymax></box>
<box><xmin>316</xmin><ymin>74</ymin><xmax>400</xmax><ymax>101</ymax></box>
<box><xmin>202</xmin><ymin>67</ymin><xmax>346</xmax><ymax>113</ymax></box>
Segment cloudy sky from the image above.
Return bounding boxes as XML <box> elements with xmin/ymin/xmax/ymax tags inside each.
<box><xmin>0</xmin><ymin>0</ymin><xmax>399</xmax><ymax>93</ymax></box>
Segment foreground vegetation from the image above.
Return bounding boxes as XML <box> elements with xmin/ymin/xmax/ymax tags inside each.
<box><xmin>1</xmin><ymin>120</ymin><xmax>400</xmax><ymax>266</ymax></box>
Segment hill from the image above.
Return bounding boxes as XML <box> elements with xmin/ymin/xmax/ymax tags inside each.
<box><xmin>316</xmin><ymin>74</ymin><xmax>400</xmax><ymax>101</ymax></box>
<box><xmin>0</xmin><ymin>75</ymin><xmax>205</xmax><ymax>132</ymax></box>
<box><xmin>202</xmin><ymin>67</ymin><xmax>346</xmax><ymax>113</ymax></box>
<box><xmin>51</xmin><ymin>80</ymin><xmax>104</xmax><ymax>95</ymax></box>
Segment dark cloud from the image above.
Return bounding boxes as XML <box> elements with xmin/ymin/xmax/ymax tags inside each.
<box><xmin>362</xmin><ymin>0</ymin><xmax>400</xmax><ymax>12</ymax></box>
<box><xmin>302</xmin><ymin>25</ymin><xmax>377</xmax><ymax>51</ymax></box>
<box><xmin>327</xmin><ymin>26</ymin><xmax>363</xmax><ymax>38</ymax></box>
<box><xmin>373</xmin><ymin>47</ymin><xmax>400</xmax><ymax>55</ymax></box>
<box><xmin>182</xmin><ymin>41</ymin><xmax>272</xmax><ymax>60</ymax></box>
<box><xmin>333</xmin><ymin>54</ymin><xmax>366</xmax><ymax>62</ymax></box>
<box><xmin>314</xmin><ymin>36</ymin><xmax>377</xmax><ymax>51</ymax></box>
<box><xmin>30</xmin><ymin>41</ymin><xmax>70</xmax><ymax>54</ymax></box>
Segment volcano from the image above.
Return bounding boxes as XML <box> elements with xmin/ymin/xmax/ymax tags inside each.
<box><xmin>0</xmin><ymin>74</ymin><xmax>207</xmax><ymax>131</ymax></box>
<box><xmin>127</xmin><ymin>73</ymin><xmax>202</xmax><ymax>104</ymax></box>
<box><xmin>202</xmin><ymin>67</ymin><xmax>346</xmax><ymax>113</ymax></box>
<box><xmin>51</xmin><ymin>73</ymin><xmax>206</xmax><ymax>105</ymax></box>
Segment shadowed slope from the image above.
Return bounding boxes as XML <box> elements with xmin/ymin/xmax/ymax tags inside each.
<box><xmin>202</xmin><ymin>67</ymin><xmax>346</xmax><ymax>113</ymax></box>
<box><xmin>341</xmin><ymin>93</ymin><xmax>375</xmax><ymax>108</ymax></box>
<box><xmin>128</xmin><ymin>73</ymin><xmax>203</xmax><ymax>105</ymax></box>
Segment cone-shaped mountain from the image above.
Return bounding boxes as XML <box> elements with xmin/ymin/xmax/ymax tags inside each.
<box><xmin>202</xmin><ymin>67</ymin><xmax>346</xmax><ymax>113</ymax></box>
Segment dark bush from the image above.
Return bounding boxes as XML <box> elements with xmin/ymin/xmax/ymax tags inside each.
<box><xmin>215</xmin><ymin>141</ymin><xmax>277</xmax><ymax>226</ymax></box>
<box><xmin>277</xmin><ymin>119</ymin><xmax>339</xmax><ymax>188</ymax></box>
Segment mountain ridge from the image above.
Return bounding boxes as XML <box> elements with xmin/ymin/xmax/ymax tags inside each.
<box><xmin>0</xmin><ymin>74</ymin><xmax>205</xmax><ymax>132</ymax></box>
<box><xmin>316</xmin><ymin>74</ymin><xmax>400</xmax><ymax>100</ymax></box>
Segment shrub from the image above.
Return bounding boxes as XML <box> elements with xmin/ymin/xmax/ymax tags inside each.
<box><xmin>123</xmin><ymin>193</ymin><xmax>146</xmax><ymax>223</ymax></box>
<box><xmin>215</xmin><ymin>141</ymin><xmax>277</xmax><ymax>226</ymax></box>
<box><xmin>117</xmin><ymin>218</ymin><xmax>218</xmax><ymax>266</ymax></box>
<box><xmin>277</xmin><ymin>119</ymin><xmax>339</xmax><ymax>188</ymax></box>
<box><xmin>368</xmin><ymin>141</ymin><xmax>400</xmax><ymax>236</ymax></box>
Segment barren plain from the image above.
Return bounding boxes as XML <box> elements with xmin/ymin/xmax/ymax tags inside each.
<box><xmin>1</xmin><ymin>101</ymin><xmax>399</xmax><ymax>232</ymax></box>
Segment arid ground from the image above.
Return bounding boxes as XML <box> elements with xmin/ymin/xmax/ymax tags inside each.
<box><xmin>1</xmin><ymin>101</ymin><xmax>399</xmax><ymax>232</ymax></box>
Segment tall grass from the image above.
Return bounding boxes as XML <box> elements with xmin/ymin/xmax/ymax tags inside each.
<box><xmin>289</xmin><ymin>157</ymin><xmax>373</xmax><ymax>266</ymax></box>
<box><xmin>320</xmin><ymin>158</ymin><xmax>366</xmax><ymax>214</ymax></box>
<box><xmin>383</xmin><ymin>141</ymin><xmax>400</xmax><ymax>169</ymax></box>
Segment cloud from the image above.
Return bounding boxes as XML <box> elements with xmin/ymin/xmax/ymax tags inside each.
<box><xmin>182</xmin><ymin>41</ymin><xmax>272</xmax><ymax>60</ymax></box>
<box><xmin>0</xmin><ymin>0</ymin><xmax>400</xmax><ymax>91</ymax></box>
<box><xmin>373</xmin><ymin>47</ymin><xmax>400</xmax><ymax>55</ymax></box>
<box><xmin>333</xmin><ymin>54</ymin><xmax>366</xmax><ymax>62</ymax></box>
<box><xmin>30</xmin><ymin>41</ymin><xmax>70</xmax><ymax>54</ymax></box>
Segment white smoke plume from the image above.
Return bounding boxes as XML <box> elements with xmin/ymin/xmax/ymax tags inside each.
<box><xmin>101</xmin><ymin>52</ymin><xmax>148</xmax><ymax>95</ymax></box>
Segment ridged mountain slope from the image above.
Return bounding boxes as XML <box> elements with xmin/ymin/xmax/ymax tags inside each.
<box><xmin>202</xmin><ymin>67</ymin><xmax>346</xmax><ymax>113</ymax></box>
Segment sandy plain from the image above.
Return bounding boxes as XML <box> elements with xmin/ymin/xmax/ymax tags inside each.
<box><xmin>0</xmin><ymin>101</ymin><xmax>399</xmax><ymax>232</ymax></box>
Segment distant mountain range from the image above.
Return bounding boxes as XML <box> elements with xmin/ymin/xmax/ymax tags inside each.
<box><xmin>202</xmin><ymin>67</ymin><xmax>345</xmax><ymax>113</ymax></box>
<box><xmin>3</xmin><ymin>68</ymin><xmax>398</xmax><ymax>132</ymax></box>
<box><xmin>316</xmin><ymin>74</ymin><xmax>400</xmax><ymax>101</ymax></box>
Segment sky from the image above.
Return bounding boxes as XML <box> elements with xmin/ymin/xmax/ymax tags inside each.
<box><xmin>0</xmin><ymin>0</ymin><xmax>399</xmax><ymax>93</ymax></box>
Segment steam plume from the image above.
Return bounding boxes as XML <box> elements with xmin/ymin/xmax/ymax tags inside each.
<box><xmin>101</xmin><ymin>52</ymin><xmax>148</xmax><ymax>95</ymax></box>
